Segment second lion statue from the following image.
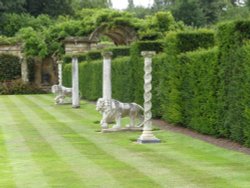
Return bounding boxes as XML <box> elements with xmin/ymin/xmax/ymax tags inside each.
<box><xmin>96</xmin><ymin>98</ymin><xmax>144</xmax><ymax>129</ymax></box>
<box><xmin>51</xmin><ymin>84</ymin><xmax>72</xmax><ymax>104</ymax></box>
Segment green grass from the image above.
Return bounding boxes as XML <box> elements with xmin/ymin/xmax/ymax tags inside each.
<box><xmin>1</xmin><ymin>94</ymin><xmax>250</xmax><ymax>188</ymax></box>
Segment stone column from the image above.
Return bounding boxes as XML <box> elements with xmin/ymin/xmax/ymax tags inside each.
<box><xmin>20</xmin><ymin>56</ymin><xmax>29</xmax><ymax>83</ymax></box>
<box><xmin>57</xmin><ymin>60</ymin><xmax>63</xmax><ymax>86</ymax></box>
<box><xmin>137</xmin><ymin>51</ymin><xmax>160</xmax><ymax>144</ymax></box>
<box><xmin>72</xmin><ymin>56</ymin><xmax>80</xmax><ymax>108</ymax></box>
<box><xmin>102</xmin><ymin>51</ymin><xmax>113</xmax><ymax>100</ymax></box>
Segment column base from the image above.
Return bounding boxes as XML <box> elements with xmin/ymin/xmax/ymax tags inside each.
<box><xmin>72</xmin><ymin>105</ymin><xmax>80</xmax><ymax>108</ymax></box>
<box><xmin>137</xmin><ymin>138</ymin><xmax>161</xmax><ymax>144</ymax></box>
<box><xmin>137</xmin><ymin>130</ymin><xmax>161</xmax><ymax>144</ymax></box>
<box><xmin>102</xmin><ymin>127</ymin><xmax>143</xmax><ymax>133</ymax></box>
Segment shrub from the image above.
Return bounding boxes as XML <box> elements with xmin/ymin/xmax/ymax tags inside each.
<box><xmin>0</xmin><ymin>79</ymin><xmax>46</xmax><ymax>95</ymax></box>
<box><xmin>0</xmin><ymin>54</ymin><xmax>21</xmax><ymax>82</ymax></box>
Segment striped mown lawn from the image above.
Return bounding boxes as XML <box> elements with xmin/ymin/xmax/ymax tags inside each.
<box><xmin>1</xmin><ymin>95</ymin><xmax>250</xmax><ymax>188</ymax></box>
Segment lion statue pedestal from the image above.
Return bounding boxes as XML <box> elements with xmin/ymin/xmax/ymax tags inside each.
<box><xmin>96</xmin><ymin>98</ymin><xmax>144</xmax><ymax>132</ymax></box>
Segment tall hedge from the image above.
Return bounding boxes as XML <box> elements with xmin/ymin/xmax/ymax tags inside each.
<box><xmin>179</xmin><ymin>48</ymin><xmax>218</xmax><ymax>135</ymax></box>
<box><xmin>0</xmin><ymin>54</ymin><xmax>21</xmax><ymax>82</ymax></box>
<box><xmin>160</xmin><ymin>30</ymin><xmax>215</xmax><ymax>124</ymax></box>
<box><xmin>217</xmin><ymin>21</ymin><xmax>250</xmax><ymax>144</ymax></box>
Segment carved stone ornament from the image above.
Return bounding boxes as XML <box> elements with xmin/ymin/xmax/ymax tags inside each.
<box><xmin>96</xmin><ymin>98</ymin><xmax>144</xmax><ymax>129</ymax></box>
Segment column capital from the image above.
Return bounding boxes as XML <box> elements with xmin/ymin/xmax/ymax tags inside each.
<box><xmin>102</xmin><ymin>51</ymin><xmax>113</xmax><ymax>59</ymax></box>
<box><xmin>57</xmin><ymin>60</ymin><xmax>63</xmax><ymax>65</ymax></box>
<box><xmin>141</xmin><ymin>51</ymin><xmax>156</xmax><ymax>58</ymax></box>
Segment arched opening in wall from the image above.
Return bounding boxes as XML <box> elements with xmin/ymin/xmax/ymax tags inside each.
<box><xmin>89</xmin><ymin>25</ymin><xmax>137</xmax><ymax>46</ymax></box>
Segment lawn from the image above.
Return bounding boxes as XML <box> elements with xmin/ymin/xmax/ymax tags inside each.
<box><xmin>1</xmin><ymin>94</ymin><xmax>250</xmax><ymax>188</ymax></box>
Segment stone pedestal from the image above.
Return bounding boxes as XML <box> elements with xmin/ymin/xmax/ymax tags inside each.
<box><xmin>57</xmin><ymin>60</ymin><xmax>63</xmax><ymax>86</ymax></box>
<box><xmin>21</xmin><ymin>57</ymin><xmax>29</xmax><ymax>83</ymax></box>
<box><xmin>72</xmin><ymin>56</ymin><xmax>80</xmax><ymax>108</ymax></box>
<box><xmin>137</xmin><ymin>51</ymin><xmax>160</xmax><ymax>144</ymax></box>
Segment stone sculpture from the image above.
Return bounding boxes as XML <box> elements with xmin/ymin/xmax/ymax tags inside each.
<box><xmin>51</xmin><ymin>84</ymin><xmax>72</xmax><ymax>104</ymax></box>
<box><xmin>96</xmin><ymin>98</ymin><xmax>144</xmax><ymax>129</ymax></box>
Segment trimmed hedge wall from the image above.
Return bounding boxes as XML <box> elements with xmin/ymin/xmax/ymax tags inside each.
<box><xmin>217</xmin><ymin>21</ymin><xmax>250</xmax><ymax>144</ymax></box>
<box><xmin>0</xmin><ymin>54</ymin><xmax>21</xmax><ymax>82</ymax></box>
<box><xmin>179</xmin><ymin>48</ymin><xmax>219</xmax><ymax>135</ymax></box>
<box><xmin>159</xmin><ymin>30</ymin><xmax>215</xmax><ymax>124</ymax></box>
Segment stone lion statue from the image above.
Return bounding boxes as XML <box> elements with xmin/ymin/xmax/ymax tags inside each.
<box><xmin>96</xmin><ymin>98</ymin><xmax>144</xmax><ymax>129</ymax></box>
<box><xmin>51</xmin><ymin>84</ymin><xmax>72</xmax><ymax>104</ymax></box>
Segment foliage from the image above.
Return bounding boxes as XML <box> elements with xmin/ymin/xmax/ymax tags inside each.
<box><xmin>0</xmin><ymin>35</ymin><xmax>19</xmax><ymax>44</ymax></box>
<box><xmin>159</xmin><ymin>30</ymin><xmax>215</xmax><ymax>124</ymax></box>
<box><xmin>216</xmin><ymin>20</ymin><xmax>250</xmax><ymax>144</ymax></box>
<box><xmin>179</xmin><ymin>48</ymin><xmax>219</xmax><ymax>134</ymax></box>
<box><xmin>0</xmin><ymin>0</ymin><xmax>73</xmax><ymax>17</ymax></box>
<box><xmin>139</xmin><ymin>11</ymin><xmax>183</xmax><ymax>40</ymax></box>
<box><xmin>0</xmin><ymin>54</ymin><xmax>20</xmax><ymax>81</ymax></box>
<box><xmin>173</xmin><ymin>0</ymin><xmax>206</xmax><ymax>27</ymax></box>
<box><xmin>0</xmin><ymin>13</ymin><xmax>53</xmax><ymax>37</ymax></box>
<box><xmin>17</xmin><ymin>27</ymin><xmax>47</xmax><ymax>58</ymax></box>
<box><xmin>0</xmin><ymin>79</ymin><xmax>46</xmax><ymax>94</ymax></box>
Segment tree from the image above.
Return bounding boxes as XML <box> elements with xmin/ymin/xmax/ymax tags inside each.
<box><xmin>199</xmin><ymin>0</ymin><xmax>226</xmax><ymax>25</ymax></box>
<box><xmin>127</xmin><ymin>0</ymin><xmax>135</xmax><ymax>10</ymax></box>
<box><xmin>152</xmin><ymin>0</ymin><xmax>176</xmax><ymax>11</ymax></box>
<box><xmin>0</xmin><ymin>0</ymin><xmax>26</xmax><ymax>14</ymax></box>
<box><xmin>173</xmin><ymin>0</ymin><xmax>206</xmax><ymax>27</ymax></box>
<box><xmin>25</xmin><ymin>0</ymin><xmax>73</xmax><ymax>17</ymax></box>
<box><xmin>73</xmin><ymin>0</ymin><xmax>111</xmax><ymax>9</ymax></box>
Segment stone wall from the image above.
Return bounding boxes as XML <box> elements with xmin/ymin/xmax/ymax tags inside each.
<box><xmin>64</xmin><ymin>37</ymin><xmax>98</xmax><ymax>55</ymax></box>
<box><xmin>0</xmin><ymin>44</ymin><xmax>22</xmax><ymax>57</ymax></box>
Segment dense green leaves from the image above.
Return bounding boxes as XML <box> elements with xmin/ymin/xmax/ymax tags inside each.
<box><xmin>0</xmin><ymin>54</ymin><xmax>20</xmax><ymax>81</ymax></box>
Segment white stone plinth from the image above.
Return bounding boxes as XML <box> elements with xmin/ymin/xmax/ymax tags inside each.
<box><xmin>72</xmin><ymin>57</ymin><xmax>80</xmax><ymax>108</ymax></box>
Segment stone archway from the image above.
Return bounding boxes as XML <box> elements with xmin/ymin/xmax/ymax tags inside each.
<box><xmin>88</xmin><ymin>24</ymin><xmax>137</xmax><ymax>45</ymax></box>
<box><xmin>0</xmin><ymin>43</ymin><xmax>29</xmax><ymax>83</ymax></box>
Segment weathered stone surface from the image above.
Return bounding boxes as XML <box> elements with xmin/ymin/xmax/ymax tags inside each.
<box><xmin>51</xmin><ymin>85</ymin><xmax>72</xmax><ymax>104</ymax></box>
<box><xmin>72</xmin><ymin>57</ymin><xmax>80</xmax><ymax>108</ymax></box>
<box><xmin>137</xmin><ymin>51</ymin><xmax>160</xmax><ymax>144</ymax></box>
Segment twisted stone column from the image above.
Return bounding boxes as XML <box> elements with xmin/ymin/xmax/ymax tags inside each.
<box><xmin>137</xmin><ymin>51</ymin><xmax>160</xmax><ymax>143</ymax></box>
<box><xmin>72</xmin><ymin>56</ymin><xmax>80</xmax><ymax>108</ymax></box>
<box><xmin>57</xmin><ymin>60</ymin><xmax>63</xmax><ymax>86</ymax></box>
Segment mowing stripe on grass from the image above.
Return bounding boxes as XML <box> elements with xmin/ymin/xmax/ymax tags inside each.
<box><xmin>0</xmin><ymin>98</ymin><xmax>15</xmax><ymax>188</ymax></box>
<box><xmin>39</xmin><ymin>95</ymin><xmax>250</xmax><ymax>187</ymax></box>
<box><xmin>31</xmin><ymin>94</ymin><xmax>199</xmax><ymax>188</ymax></box>
<box><xmin>10</xmin><ymin>95</ymin><xmax>121</xmax><ymax>188</ymax></box>
<box><xmin>4</xmin><ymin>97</ymin><xmax>88</xmax><ymax>188</ymax></box>
<box><xmin>0</xmin><ymin>100</ymin><xmax>49</xmax><ymax>188</ymax></box>
<box><xmin>22</xmin><ymin>95</ymin><xmax>161</xmax><ymax>188</ymax></box>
